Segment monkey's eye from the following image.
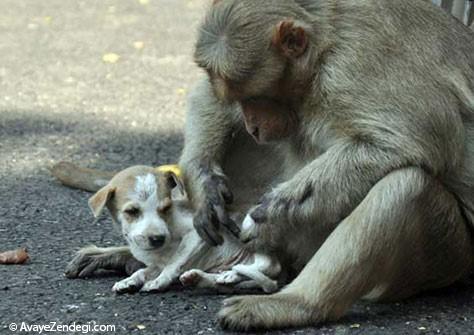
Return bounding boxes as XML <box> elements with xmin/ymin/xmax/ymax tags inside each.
<box><xmin>124</xmin><ymin>207</ymin><xmax>140</xmax><ymax>217</ymax></box>
<box><xmin>243</xmin><ymin>97</ymin><xmax>259</xmax><ymax>104</ymax></box>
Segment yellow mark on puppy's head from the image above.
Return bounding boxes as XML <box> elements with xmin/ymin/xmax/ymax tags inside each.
<box><xmin>155</xmin><ymin>164</ymin><xmax>181</xmax><ymax>178</ymax></box>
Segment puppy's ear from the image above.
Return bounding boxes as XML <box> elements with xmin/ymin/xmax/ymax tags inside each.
<box><xmin>88</xmin><ymin>185</ymin><xmax>116</xmax><ymax>218</ymax></box>
<box><xmin>165</xmin><ymin>171</ymin><xmax>187</xmax><ymax>199</ymax></box>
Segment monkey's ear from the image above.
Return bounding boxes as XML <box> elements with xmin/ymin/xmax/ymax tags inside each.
<box><xmin>88</xmin><ymin>186</ymin><xmax>116</xmax><ymax>218</ymax></box>
<box><xmin>272</xmin><ymin>20</ymin><xmax>309</xmax><ymax>58</ymax></box>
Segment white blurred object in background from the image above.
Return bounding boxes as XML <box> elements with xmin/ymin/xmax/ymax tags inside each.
<box><xmin>432</xmin><ymin>0</ymin><xmax>473</xmax><ymax>25</ymax></box>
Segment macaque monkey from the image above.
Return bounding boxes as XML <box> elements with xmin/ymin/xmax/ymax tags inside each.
<box><xmin>57</xmin><ymin>0</ymin><xmax>474</xmax><ymax>331</ymax></box>
<box><xmin>178</xmin><ymin>0</ymin><xmax>474</xmax><ymax>330</ymax></box>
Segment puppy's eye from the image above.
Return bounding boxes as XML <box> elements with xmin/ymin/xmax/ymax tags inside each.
<box><xmin>124</xmin><ymin>207</ymin><xmax>140</xmax><ymax>217</ymax></box>
<box><xmin>158</xmin><ymin>202</ymin><xmax>172</xmax><ymax>215</ymax></box>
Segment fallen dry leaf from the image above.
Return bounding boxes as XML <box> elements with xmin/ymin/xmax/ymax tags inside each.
<box><xmin>0</xmin><ymin>248</ymin><xmax>29</xmax><ymax>265</ymax></box>
<box><xmin>102</xmin><ymin>53</ymin><xmax>120</xmax><ymax>64</ymax></box>
<box><xmin>136</xmin><ymin>324</ymin><xmax>146</xmax><ymax>330</ymax></box>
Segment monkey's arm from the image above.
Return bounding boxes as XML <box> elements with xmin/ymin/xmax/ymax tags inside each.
<box><xmin>247</xmin><ymin>141</ymin><xmax>405</xmax><ymax>249</ymax></box>
<box><xmin>179</xmin><ymin>77</ymin><xmax>241</xmax><ymax>245</ymax></box>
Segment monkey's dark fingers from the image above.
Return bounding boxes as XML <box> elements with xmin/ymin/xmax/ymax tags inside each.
<box><xmin>249</xmin><ymin>203</ymin><xmax>269</xmax><ymax>224</ymax></box>
<box><xmin>196</xmin><ymin>224</ymin><xmax>224</xmax><ymax>247</ymax></box>
<box><xmin>214</xmin><ymin>204</ymin><xmax>241</xmax><ymax>237</ymax></box>
<box><xmin>194</xmin><ymin>208</ymin><xmax>224</xmax><ymax>246</ymax></box>
<box><xmin>217</xmin><ymin>179</ymin><xmax>234</xmax><ymax>204</ymax></box>
<box><xmin>224</xmin><ymin>218</ymin><xmax>241</xmax><ymax>238</ymax></box>
<box><xmin>208</xmin><ymin>173</ymin><xmax>234</xmax><ymax>205</ymax></box>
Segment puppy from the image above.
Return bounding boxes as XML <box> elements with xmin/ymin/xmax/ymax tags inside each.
<box><xmin>63</xmin><ymin>164</ymin><xmax>281</xmax><ymax>294</ymax></box>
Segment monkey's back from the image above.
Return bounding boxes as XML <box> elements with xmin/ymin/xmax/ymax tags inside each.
<box><xmin>314</xmin><ymin>0</ymin><xmax>474</xmax><ymax>225</ymax></box>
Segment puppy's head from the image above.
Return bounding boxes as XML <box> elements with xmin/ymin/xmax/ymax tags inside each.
<box><xmin>88</xmin><ymin>166</ymin><xmax>186</xmax><ymax>253</ymax></box>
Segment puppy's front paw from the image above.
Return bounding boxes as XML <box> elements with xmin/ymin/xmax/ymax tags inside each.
<box><xmin>112</xmin><ymin>270</ymin><xmax>145</xmax><ymax>294</ymax></box>
<box><xmin>141</xmin><ymin>276</ymin><xmax>172</xmax><ymax>293</ymax></box>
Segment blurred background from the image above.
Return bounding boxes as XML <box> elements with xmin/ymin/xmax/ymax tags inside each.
<box><xmin>433</xmin><ymin>0</ymin><xmax>473</xmax><ymax>25</ymax></box>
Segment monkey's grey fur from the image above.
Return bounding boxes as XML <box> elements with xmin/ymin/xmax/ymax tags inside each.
<box><xmin>181</xmin><ymin>0</ymin><xmax>474</xmax><ymax>330</ymax></box>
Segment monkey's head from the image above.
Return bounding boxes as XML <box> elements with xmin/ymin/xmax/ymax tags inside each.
<box><xmin>195</xmin><ymin>0</ymin><xmax>318</xmax><ymax>143</ymax></box>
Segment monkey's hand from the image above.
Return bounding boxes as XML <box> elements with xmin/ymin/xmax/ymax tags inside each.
<box><xmin>250</xmin><ymin>189</ymin><xmax>299</xmax><ymax>224</ymax></box>
<box><xmin>240</xmin><ymin>182</ymin><xmax>313</xmax><ymax>252</ymax></box>
<box><xmin>193</xmin><ymin>172</ymin><xmax>240</xmax><ymax>246</ymax></box>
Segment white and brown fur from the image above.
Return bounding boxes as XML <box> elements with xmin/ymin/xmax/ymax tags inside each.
<box><xmin>57</xmin><ymin>163</ymin><xmax>281</xmax><ymax>294</ymax></box>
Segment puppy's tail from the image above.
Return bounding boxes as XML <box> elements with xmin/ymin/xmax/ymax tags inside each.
<box><xmin>50</xmin><ymin>161</ymin><xmax>116</xmax><ymax>192</ymax></box>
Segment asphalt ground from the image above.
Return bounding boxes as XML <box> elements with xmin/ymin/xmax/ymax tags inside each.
<box><xmin>1</xmin><ymin>1</ymin><xmax>474</xmax><ymax>334</ymax></box>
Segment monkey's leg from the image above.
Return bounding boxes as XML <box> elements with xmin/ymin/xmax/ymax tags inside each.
<box><xmin>65</xmin><ymin>246</ymin><xmax>144</xmax><ymax>279</ymax></box>
<box><xmin>219</xmin><ymin>168</ymin><xmax>473</xmax><ymax>330</ymax></box>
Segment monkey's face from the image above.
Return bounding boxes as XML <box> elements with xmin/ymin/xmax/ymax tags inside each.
<box><xmin>195</xmin><ymin>0</ymin><xmax>310</xmax><ymax>144</ymax></box>
<box><xmin>240</xmin><ymin>97</ymin><xmax>297</xmax><ymax>144</ymax></box>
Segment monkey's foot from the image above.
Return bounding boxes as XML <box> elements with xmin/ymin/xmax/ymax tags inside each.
<box><xmin>218</xmin><ymin>294</ymin><xmax>316</xmax><ymax>330</ymax></box>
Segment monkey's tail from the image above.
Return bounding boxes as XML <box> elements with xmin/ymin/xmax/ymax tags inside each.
<box><xmin>50</xmin><ymin>161</ymin><xmax>116</xmax><ymax>192</ymax></box>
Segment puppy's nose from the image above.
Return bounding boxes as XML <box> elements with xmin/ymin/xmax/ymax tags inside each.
<box><xmin>148</xmin><ymin>235</ymin><xmax>166</xmax><ymax>248</ymax></box>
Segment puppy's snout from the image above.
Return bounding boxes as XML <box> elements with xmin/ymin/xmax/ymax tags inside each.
<box><xmin>148</xmin><ymin>235</ymin><xmax>166</xmax><ymax>248</ymax></box>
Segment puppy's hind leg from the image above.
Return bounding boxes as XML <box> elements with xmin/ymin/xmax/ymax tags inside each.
<box><xmin>180</xmin><ymin>269</ymin><xmax>250</xmax><ymax>291</ymax></box>
<box><xmin>231</xmin><ymin>254</ymin><xmax>280</xmax><ymax>293</ymax></box>
<box><xmin>180</xmin><ymin>269</ymin><xmax>223</xmax><ymax>289</ymax></box>
<box><xmin>65</xmin><ymin>246</ymin><xmax>144</xmax><ymax>278</ymax></box>
<box><xmin>219</xmin><ymin>168</ymin><xmax>473</xmax><ymax>330</ymax></box>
